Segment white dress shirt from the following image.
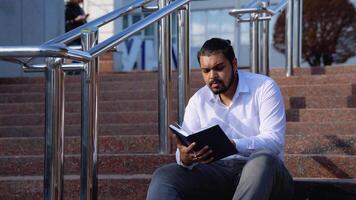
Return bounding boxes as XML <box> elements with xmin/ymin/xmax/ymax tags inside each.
<box><xmin>176</xmin><ymin>71</ymin><xmax>286</xmax><ymax>166</ymax></box>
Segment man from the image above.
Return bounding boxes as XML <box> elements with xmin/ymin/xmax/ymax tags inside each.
<box><xmin>65</xmin><ymin>0</ymin><xmax>89</xmax><ymax>46</ymax></box>
<box><xmin>146</xmin><ymin>38</ymin><xmax>294</xmax><ymax>200</ymax></box>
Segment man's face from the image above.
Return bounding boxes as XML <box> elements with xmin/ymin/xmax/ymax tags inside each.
<box><xmin>199</xmin><ymin>53</ymin><xmax>237</xmax><ymax>95</ymax></box>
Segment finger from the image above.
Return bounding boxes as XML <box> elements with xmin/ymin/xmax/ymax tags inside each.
<box><xmin>196</xmin><ymin>145</ymin><xmax>210</xmax><ymax>157</ymax></box>
<box><xmin>186</xmin><ymin>142</ymin><xmax>196</xmax><ymax>153</ymax></box>
<box><xmin>199</xmin><ymin>149</ymin><xmax>213</xmax><ymax>161</ymax></box>
<box><xmin>190</xmin><ymin>152</ymin><xmax>198</xmax><ymax>161</ymax></box>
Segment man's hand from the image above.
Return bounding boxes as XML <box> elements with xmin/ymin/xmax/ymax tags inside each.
<box><xmin>174</xmin><ymin>135</ymin><xmax>214</xmax><ymax>165</ymax></box>
<box><xmin>75</xmin><ymin>14</ymin><xmax>89</xmax><ymax>22</ymax></box>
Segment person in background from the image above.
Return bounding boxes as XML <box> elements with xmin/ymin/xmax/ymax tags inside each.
<box><xmin>146</xmin><ymin>38</ymin><xmax>294</xmax><ymax>200</ymax></box>
<box><xmin>65</xmin><ymin>0</ymin><xmax>89</xmax><ymax>46</ymax></box>
<box><xmin>65</xmin><ymin>0</ymin><xmax>89</xmax><ymax>74</ymax></box>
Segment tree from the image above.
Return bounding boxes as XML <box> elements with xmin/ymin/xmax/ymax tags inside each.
<box><xmin>273</xmin><ymin>0</ymin><xmax>356</xmax><ymax>66</ymax></box>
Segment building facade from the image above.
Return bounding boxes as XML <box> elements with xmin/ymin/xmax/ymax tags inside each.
<box><xmin>0</xmin><ymin>0</ymin><xmax>64</xmax><ymax>77</ymax></box>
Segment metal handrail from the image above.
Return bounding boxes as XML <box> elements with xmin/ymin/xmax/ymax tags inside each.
<box><xmin>0</xmin><ymin>0</ymin><xmax>191</xmax><ymax>64</ymax></box>
<box><xmin>229</xmin><ymin>7</ymin><xmax>274</xmax><ymax>18</ymax></box>
<box><xmin>45</xmin><ymin>0</ymin><xmax>154</xmax><ymax>45</ymax></box>
<box><xmin>0</xmin><ymin>0</ymin><xmax>152</xmax><ymax>67</ymax></box>
<box><xmin>0</xmin><ymin>0</ymin><xmax>191</xmax><ymax>199</ymax></box>
<box><xmin>88</xmin><ymin>0</ymin><xmax>190</xmax><ymax>58</ymax></box>
<box><xmin>229</xmin><ymin>0</ymin><xmax>300</xmax><ymax>77</ymax></box>
<box><xmin>269</xmin><ymin>0</ymin><xmax>288</xmax><ymax>14</ymax></box>
<box><xmin>229</xmin><ymin>0</ymin><xmax>288</xmax><ymax>21</ymax></box>
<box><xmin>0</xmin><ymin>0</ymin><xmax>153</xmax><ymax>67</ymax></box>
<box><xmin>0</xmin><ymin>44</ymin><xmax>91</xmax><ymax>61</ymax></box>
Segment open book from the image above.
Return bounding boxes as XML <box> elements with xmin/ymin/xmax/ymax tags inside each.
<box><xmin>169</xmin><ymin>123</ymin><xmax>238</xmax><ymax>162</ymax></box>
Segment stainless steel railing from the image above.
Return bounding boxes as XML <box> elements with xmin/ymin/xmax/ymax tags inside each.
<box><xmin>229</xmin><ymin>0</ymin><xmax>302</xmax><ymax>76</ymax></box>
<box><xmin>45</xmin><ymin>0</ymin><xmax>155</xmax><ymax>45</ymax></box>
<box><xmin>0</xmin><ymin>0</ymin><xmax>191</xmax><ymax>199</ymax></box>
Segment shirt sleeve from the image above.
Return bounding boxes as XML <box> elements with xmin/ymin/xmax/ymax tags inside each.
<box><xmin>234</xmin><ymin>80</ymin><xmax>286</xmax><ymax>156</ymax></box>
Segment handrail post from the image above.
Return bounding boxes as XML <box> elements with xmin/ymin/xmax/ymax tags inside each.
<box><xmin>250</xmin><ymin>13</ymin><xmax>259</xmax><ymax>73</ymax></box>
<box><xmin>44</xmin><ymin>57</ymin><xmax>65</xmax><ymax>200</ymax></box>
<box><xmin>158</xmin><ymin>0</ymin><xmax>172</xmax><ymax>154</ymax></box>
<box><xmin>261</xmin><ymin>1</ymin><xmax>270</xmax><ymax>76</ymax></box>
<box><xmin>286</xmin><ymin>0</ymin><xmax>294</xmax><ymax>76</ymax></box>
<box><xmin>177</xmin><ymin>4</ymin><xmax>190</xmax><ymax>125</ymax></box>
<box><xmin>80</xmin><ymin>27</ymin><xmax>99</xmax><ymax>200</ymax></box>
<box><xmin>295</xmin><ymin>0</ymin><xmax>302</xmax><ymax>67</ymax></box>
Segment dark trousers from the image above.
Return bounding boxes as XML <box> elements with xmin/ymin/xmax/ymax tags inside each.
<box><xmin>146</xmin><ymin>150</ymin><xmax>294</xmax><ymax>200</ymax></box>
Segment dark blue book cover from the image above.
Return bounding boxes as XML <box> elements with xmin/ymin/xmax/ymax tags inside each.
<box><xmin>169</xmin><ymin>124</ymin><xmax>238</xmax><ymax>162</ymax></box>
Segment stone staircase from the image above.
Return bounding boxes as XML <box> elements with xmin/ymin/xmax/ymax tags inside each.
<box><xmin>0</xmin><ymin>65</ymin><xmax>355</xmax><ymax>199</ymax></box>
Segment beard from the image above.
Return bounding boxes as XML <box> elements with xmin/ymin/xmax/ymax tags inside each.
<box><xmin>208</xmin><ymin>72</ymin><xmax>235</xmax><ymax>95</ymax></box>
<box><xmin>208</xmin><ymin>79</ymin><xmax>229</xmax><ymax>94</ymax></box>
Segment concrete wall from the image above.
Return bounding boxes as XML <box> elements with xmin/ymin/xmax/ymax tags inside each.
<box><xmin>0</xmin><ymin>0</ymin><xmax>64</xmax><ymax>77</ymax></box>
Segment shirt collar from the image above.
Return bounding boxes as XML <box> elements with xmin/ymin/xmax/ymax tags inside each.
<box><xmin>208</xmin><ymin>71</ymin><xmax>250</xmax><ymax>104</ymax></box>
<box><xmin>236</xmin><ymin>71</ymin><xmax>249</xmax><ymax>94</ymax></box>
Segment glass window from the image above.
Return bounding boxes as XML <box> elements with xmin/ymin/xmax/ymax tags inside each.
<box><xmin>220</xmin><ymin>13</ymin><xmax>234</xmax><ymax>33</ymax></box>
<box><xmin>191</xmin><ymin>35</ymin><xmax>206</xmax><ymax>47</ymax></box>
<box><xmin>190</xmin><ymin>8</ymin><xmax>236</xmax><ymax>68</ymax></box>
<box><xmin>191</xmin><ymin>8</ymin><xmax>235</xmax><ymax>47</ymax></box>
<box><xmin>132</xmin><ymin>14</ymin><xmax>141</xmax><ymax>23</ymax></box>
<box><xmin>240</xmin><ymin>23</ymin><xmax>250</xmax><ymax>45</ymax></box>
<box><xmin>123</xmin><ymin>15</ymin><xmax>129</xmax><ymax>29</ymax></box>
<box><xmin>191</xmin><ymin>11</ymin><xmax>206</xmax><ymax>35</ymax></box>
<box><xmin>144</xmin><ymin>14</ymin><xmax>154</xmax><ymax>36</ymax></box>
<box><xmin>144</xmin><ymin>26</ymin><xmax>154</xmax><ymax>36</ymax></box>
<box><xmin>132</xmin><ymin>14</ymin><xmax>142</xmax><ymax>36</ymax></box>
<box><xmin>206</xmin><ymin>10</ymin><xmax>219</xmax><ymax>32</ymax></box>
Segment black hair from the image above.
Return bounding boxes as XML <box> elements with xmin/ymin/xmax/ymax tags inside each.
<box><xmin>197</xmin><ymin>38</ymin><xmax>236</xmax><ymax>65</ymax></box>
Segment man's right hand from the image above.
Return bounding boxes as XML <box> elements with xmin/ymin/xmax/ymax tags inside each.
<box><xmin>75</xmin><ymin>14</ymin><xmax>89</xmax><ymax>22</ymax></box>
<box><xmin>174</xmin><ymin>135</ymin><xmax>214</xmax><ymax>165</ymax></box>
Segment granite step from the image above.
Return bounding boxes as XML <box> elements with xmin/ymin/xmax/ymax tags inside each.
<box><xmin>0</xmin><ymin>111</ymin><xmax>163</xmax><ymax>126</ymax></box>
<box><xmin>0</xmin><ymin>83</ymin><xmax>355</xmax><ymax>103</ymax></box>
<box><xmin>0</xmin><ymin>175</ymin><xmax>150</xmax><ymax>200</ymax></box>
<box><xmin>0</xmin><ymin>175</ymin><xmax>355</xmax><ymax>200</ymax></box>
<box><xmin>1</xmin><ymin>94</ymin><xmax>355</xmax><ymax>115</ymax></box>
<box><xmin>285</xmin><ymin>134</ymin><xmax>356</xmax><ymax>155</ymax></box>
<box><xmin>286</xmin><ymin>154</ymin><xmax>356</xmax><ymax>179</ymax></box>
<box><xmin>0</xmin><ymin>73</ymin><xmax>157</xmax><ymax>85</ymax></box>
<box><xmin>1</xmin><ymin>108</ymin><xmax>355</xmax><ymax>126</ymax></box>
<box><xmin>0</xmin><ymin>135</ymin><xmax>159</xmax><ymax>156</ymax></box>
<box><xmin>0</xmin><ymin>134</ymin><xmax>354</xmax><ymax>156</ymax></box>
<box><xmin>0</xmin><ymin>89</ymin><xmax>191</xmax><ymax>103</ymax></box>
<box><xmin>0</xmin><ymin>123</ymin><xmax>158</xmax><ymax>138</ymax></box>
<box><xmin>293</xmin><ymin>178</ymin><xmax>356</xmax><ymax>200</ymax></box>
<box><xmin>0</xmin><ymin>78</ymin><xmax>355</xmax><ymax>97</ymax></box>
<box><xmin>285</xmin><ymin>108</ymin><xmax>356</xmax><ymax>122</ymax></box>
<box><xmin>2</xmin><ymin>76</ymin><xmax>356</xmax><ymax>95</ymax></box>
<box><xmin>0</xmin><ymin>100</ymin><xmax>160</xmax><ymax>115</ymax></box>
<box><xmin>0</xmin><ymin>90</ymin><xmax>164</xmax><ymax>103</ymax></box>
<box><xmin>0</xmin><ymin>154</ymin><xmax>355</xmax><ymax>179</ymax></box>
<box><xmin>0</xmin><ymin>80</ymin><xmax>163</xmax><ymax>93</ymax></box>
<box><xmin>284</xmin><ymin>95</ymin><xmax>356</xmax><ymax>109</ymax></box>
<box><xmin>0</xmin><ymin>176</ymin><xmax>355</xmax><ymax>200</ymax></box>
<box><xmin>279</xmin><ymin>83</ymin><xmax>355</xmax><ymax>97</ymax></box>
<box><xmin>285</xmin><ymin>122</ymin><xmax>356</xmax><ymax>136</ymax></box>
<box><xmin>1</xmin><ymin>65</ymin><xmax>355</xmax><ymax>85</ymax></box>
<box><xmin>1</xmin><ymin>73</ymin><xmax>356</xmax><ymax>93</ymax></box>
<box><xmin>269</xmin><ymin>65</ymin><xmax>356</xmax><ymax>77</ymax></box>
<box><xmin>273</xmin><ymin>73</ymin><xmax>356</xmax><ymax>85</ymax></box>
<box><xmin>0</xmin><ymin>154</ymin><xmax>175</xmax><ymax>176</ymax></box>
<box><xmin>1</xmin><ymin>121</ymin><xmax>355</xmax><ymax>138</ymax></box>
